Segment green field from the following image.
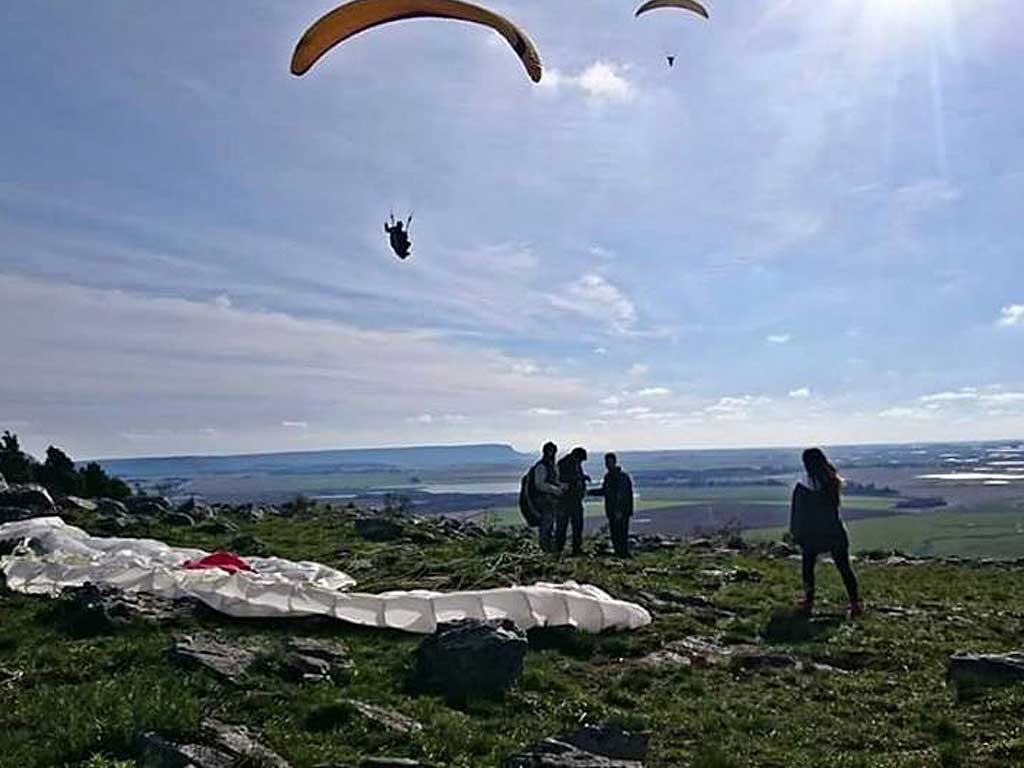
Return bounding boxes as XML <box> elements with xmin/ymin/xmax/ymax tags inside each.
<box><xmin>469</xmin><ymin>490</ymin><xmax>902</xmax><ymax>529</ymax></box>
<box><xmin>7</xmin><ymin>504</ymin><xmax>1024</xmax><ymax>767</ymax></box>
<box><xmin>748</xmin><ymin>503</ymin><xmax>1024</xmax><ymax>559</ymax></box>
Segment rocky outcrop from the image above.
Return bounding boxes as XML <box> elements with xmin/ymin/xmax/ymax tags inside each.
<box><xmin>138</xmin><ymin>719</ymin><xmax>290</xmax><ymax>768</ymax></box>
<box><xmin>164</xmin><ymin>512</ymin><xmax>196</xmax><ymax>527</ymax></box>
<box><xmin>276</xmin><ymin>637</ymin><xmax>354</xmax><ymax>684</ymax></box>
<box><xmin>52</xmin><ymin>584</ymin><xmax>197</xmax><ymax>635</ymax></box>
<box><xmin>0</xmin><ymin>484</ymin><xmax>55</xmax><ymax>512</ymax></box>
<box><xmin>505</xmin><ymin>726</ymin><xmax>648</xmax><ymax>768</ymax></box>
<box><xmin>177</xmin><ymin>497</ymin><xmax>214</xmax><ymax>520</ymax></box>
<box><xmin>126</xmin><ymin>495</ymin><xmax>171</xmax><ymax>517</ymax></box>
<box><xmin>412</xmin><ymin>618</ymin><xmax>527</xmax><ymax>702</ymax></box>
<box><xmin>59</xmin><ymin>495</ymin><xmax>97</xmax><ymax>513</ymax></box>
<box><xmin>305</xmin><ymin>700</ymin><xmax>422</xmax><ymax>735</ymax></box>
<box><xmin>169</xmin><ymin>633</ymin><xmax>261</xmax><ymax>685</ymax></box>
<box><xmin>948</xmin><ymin>652</ymin><xmax>1024</xmax><ymax>696</ymax></box>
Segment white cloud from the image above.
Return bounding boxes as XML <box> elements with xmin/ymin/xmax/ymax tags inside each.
<box><xmin>893</xmin><ymin>179</ymin><xmax>962</xmax><ymax>213</ymax></box>
<box><xmin>542</xmin><ymin>62</ymin><xmax>634</xmax><ymax>102</ymax></box>
<box><xmin>281</xmin><ymin>420</ymin><xmax>308</xmax><ymax>429</ymax></box>
<box><xmin>407</xmin><ymin>414</ymin><xmax>434</xmax><ymax>425</ymax></box>
<box><xmin>549</xmin><ymin>274</ymin><xmax>637</xmax><ymax>333</ymax></box>
<box><xmin>0</xmin><ymin>275</ymin><xmax>585</xmax><ymax>455</ymax></box>
<box><xmin>526</xmin><ymin>407</ymin><xmax>566</xmax><ymax>417</ymax></box>
<box><xmin>981</xmin><ymin>392</ymin><xmax>1024</xmax><ymax>404</ymax></box>
<box><xmin>600</xmin><ymin>395</ymin><xmax>621</xmax><ymax>407</ymax></box>
<box><xmin>627</xmin><ymin>363</ymin><xmax>649</xmax><ymax>377</ymax></box>
<box><xmin>634</xmin><ymin>387</ymin><xmax>672</xmax><ymax>398</ymax></box>
<box><xmin>788</xmin><ymin>387</ymin><xmax>811</xmax><ymax>399</ymax></box>
<box><xmin>701</xmin><ymin>395</ymin><xmax>771</xmax><ymax>422</ymax></box>
<box><xmin>593</xmin><ymin>347</ymin><xmax>608</xmax><ymax>356</ymax></box>
<box><xmin>625</xmin><ymin>407</ymin><xmax>651</xmax><ymax>416</ymax></box>
<box><xmin>213</xmin><ymin>294</ymin><xmax>232</xmax><ymax>309</ymax></box>
<box><xmin>997</xmin><ymin>304</ymin><xmax>1024</xmax><ymax>327</ymax></box>
<box><xmin>767</xmin><ymin>334</ymin><xmax>791</xmax><ymax>344</ymax></box>
<box><xmin>919</xmin><ymin>390</ymin><xmax>978</xmax><ymax>403</ymax></box>
<box><xmin>878</xmin><ymin>407</ymin><xmax>934</xmax><ymax>420</ymax></box>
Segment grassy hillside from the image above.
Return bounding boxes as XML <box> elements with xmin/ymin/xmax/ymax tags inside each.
<box><xmin>3</xmin><ymin>506</ymin><xmax>1024</xmax><ymax>767</ymax></box>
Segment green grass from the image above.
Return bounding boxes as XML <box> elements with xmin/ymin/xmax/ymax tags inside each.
<box><xmin>4</xmin><ymin>505</ymin><xmax>1024</xmax><ymax>767</ymax></box>
<box><xmin>748</xmin><ymin>503</ymin><xmax>1024</xmax><ymax>559</ymax></box>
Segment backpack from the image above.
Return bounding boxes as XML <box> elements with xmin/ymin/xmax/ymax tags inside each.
<box><xmin>518</xmin><ymin>466</ymin><xmax>541</xmax><ymax>527</ymax></box>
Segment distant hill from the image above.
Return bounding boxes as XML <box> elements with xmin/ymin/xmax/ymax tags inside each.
<box><xmin>95</xmin><ymin>443</ymin><xmax>531</xmax><ymax>481</ymax></box>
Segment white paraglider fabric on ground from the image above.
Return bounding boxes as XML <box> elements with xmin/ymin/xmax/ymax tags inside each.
<box><xmin>0</xmin><ymin>517</ymin><xmax>651</xmax><ymax>634</ymax></box>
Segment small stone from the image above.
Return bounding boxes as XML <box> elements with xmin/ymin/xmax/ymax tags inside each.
<box><xmin>169</xmin><ymin>633</ymin><xmax>260</xmax><ymax>685</ymax></box>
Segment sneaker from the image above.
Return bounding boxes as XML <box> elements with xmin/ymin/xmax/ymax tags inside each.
<box><xmin>795</xmin><ymin>597</ymin><xmax>814</xmax><ymax>616</ymax></box>
<box><xmin>848</xmin><ymin>600</ymin><xmax>865</xmax><ymax>618</ymax></box>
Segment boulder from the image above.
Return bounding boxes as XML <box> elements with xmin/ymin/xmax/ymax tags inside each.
<box><xmin>412</xmin><ymin>618</ymin><xmax>527</xmax><ymax>702</ymax></box>
<box><xmin>505</xmin><ymin>726</ymin><xmax>647</xmax><ymax>768</ymax></box>
<box><xmin>0</xmin><ymin>484</ymin><xmax>54</xmax><ymax>511</ymax></box>
<box><xmin>126</xmin><ymin>495</ymin><xmax>171</xmax><ymax>517</ymax></box>
<box><xmin>355</xmin><ymin>516</ymin><xmax>405</xmax><ymax>542</ymax></box>
<box><xmin>137</xmin><ymin>719</ymin><xmax>290</xmax><ymax>768</ymax></box>
<box><xmin>96</xmin><ymin>497</ymin><xmax>129</xmax><ymax>516</ymax></box>
<box><xmin>177</xmin><ymin>497</ymin><xmax>215</xmax><ymax>520</ymax></box>
<box><xmin>59</xmin><ymin>495</ymin><xmax>98</xmax><ymax>513</ymax></box>
<box><xmin>164</xmin><ymin>512</ymin><xmax>195</xmax><ymax>527</ymax></box>
<box><xmin>948</xmin><ymin>652</ymin><xmax>1024</xmax><ymax>696</ymax></box>
<box><xmin>52</xmin><ymin>584</ymin><xmax>197</xmax><ymax>635</ymax></box>
<box><xmin>276</xmin><ymin>637</ymin><xmax>354</xmax><ymax>684</ymax></box>
<box><xmin>194</xmin><ymin>518</ymin><xmax>237</xmax><ymax>535</ymax></box>
<box><xmin>169</xmin><ymin>633</ymin><xmax>260</xmax><ymax>685</ymax></box>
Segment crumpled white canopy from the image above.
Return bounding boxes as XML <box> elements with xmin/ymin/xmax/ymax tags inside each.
<box><xmin>0</xmin><ymin>517</ymin><xmax>651</xmax><ymax>634</ymax></box>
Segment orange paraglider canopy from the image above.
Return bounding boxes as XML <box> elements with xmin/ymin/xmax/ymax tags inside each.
<box><xmin>291</xmin><ymin>0</ymin><xmax>543</xmax><ymax>83</ymax></box>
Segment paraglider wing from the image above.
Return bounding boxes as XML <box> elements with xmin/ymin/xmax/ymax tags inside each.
<box><xmin>634</xmin><ymin>0</ymin><xmax>710</xmax><ymax>20</ymax></box>
<box><xmin>291</xmin><ymin>0</ymin><xmax>543</xmax><ymax>82</ymax></box>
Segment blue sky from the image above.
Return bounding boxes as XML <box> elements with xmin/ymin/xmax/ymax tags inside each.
<box><xmin>1</xmin><ymin>0</ymin><xmax>1022</xmax><ymax>458</ymax></box>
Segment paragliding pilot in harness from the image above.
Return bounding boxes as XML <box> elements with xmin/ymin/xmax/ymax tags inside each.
<box><xmin>385</xmin><ymin>213</ymin><xmax>413</xmax><ymax>259</ymax></box>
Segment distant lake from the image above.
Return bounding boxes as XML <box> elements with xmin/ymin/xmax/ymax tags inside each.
<box><xmin>420</xmin><ymin>482</ymin><xmax>519</xmax><ymax>495</ymax></box>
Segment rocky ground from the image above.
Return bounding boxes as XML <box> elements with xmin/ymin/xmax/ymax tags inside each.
<box><xmin>3</xmin><ymin>486</ymin><xmax>1024</xmax><ymax>767</ymax></box>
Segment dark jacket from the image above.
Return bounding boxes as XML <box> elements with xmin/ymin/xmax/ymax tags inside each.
<box><xmin>789</xmin><ymin>483</ymin><xmax>848</xmax><ymax>553</ymax></box>
<box><xmin>530</xmin><ymin>459</ymin><xmax>561</xmax><ymax>514</ymax></box>
<box><xmin>589</xmin><ymin>467</ymin><xmax>634</xmax><ymax>520</ymax></box>
<box><xmin>557</xmin><ymin>456</ymin><xmax>588</xmax><ymax>503</ymax></box>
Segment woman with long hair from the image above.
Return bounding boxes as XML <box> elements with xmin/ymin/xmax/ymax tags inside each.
<box><xmin>789</xmin><ymin>447</ymin><xmax>863</xmax><ymax>617</ymax></box>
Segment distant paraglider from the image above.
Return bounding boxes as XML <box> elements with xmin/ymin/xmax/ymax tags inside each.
<box><xmin>291</xmin><ymin>0</ymin><xmax>544</xmax><ymax>83</ymax></box>
<box><xmin>634</xmin><ymin>0</ymin><xmax>710</xmax><ymax>21</ymax></box>
<box><xmin>635</xmin><ymin>0</ymin><xmax>709</xmax><ymax>69</ymax></box>
<box><xmin>385</xmin><ymin>213</ymin><xmax>413</xmax><ymax>260</ymax></box>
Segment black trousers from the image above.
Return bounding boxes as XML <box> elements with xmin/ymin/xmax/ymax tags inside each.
<box><xmin>609</xmin><ymin>515</ymin><xmax>630</xmax><ymax>557</ymax></box>
<box><xmin>555</xmin><ymin>499</ymin><xmax>584</xmax><ymax>554</ymax></box>
<box><xmin>802</xmin><ymin>546</ymin><xmax>859</xmax><ymax>602</ymax></box>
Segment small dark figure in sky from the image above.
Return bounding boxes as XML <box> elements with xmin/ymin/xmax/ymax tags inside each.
<box><xmin>385</xmin><ymin>214</ymin><xmax>412</xmax><ymax>259</ymax></box>
<box><xmin>667</xmin><ymin>55</ymin><xmax>675</xmax><ymax>68</ymax></box>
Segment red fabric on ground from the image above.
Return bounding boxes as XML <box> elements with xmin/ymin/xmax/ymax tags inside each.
<box><xmin>183</xmin><ymin>551</ymin><xmax>254</xmax><ymax>574</ymax></box>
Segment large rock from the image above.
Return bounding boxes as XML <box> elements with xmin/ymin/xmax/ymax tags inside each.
<box><xmin>169</xmin><ymin>633</ymin><xmax>260</xmax><ymax>685</ymax></box>
<box><xmin>138</xmin><ymin>719</ymin><xmax>290</xmax><ymax>768</ymax></box>
<box><xmin>412</xmin><ymin>618</ymin><xmax>527</xmax><ymax>702</ymax></box>
<box><xmin>0</xmin><ymin>484</ymin><xmax>54</xmax><ymax>511</ymax></box>
<box><xmin>505</xmin><ymin>726</ymin><xmax>647</xmax><ymax>768</ymax></box>
<box><xmin>948</xmin><ymin>652</ymin><xmax>1024</xmax><ymax>696</ymax></box>
<box><xmin>0</xmin><ymin>506</ymin><xmax>36</xmax><ymax>524</ymax></box>
<box><xmin>59</xmin><ymin>495</ymin><xmax>98</xmax><ymax>513</ymax></box>
<box><xmin>96</xmin><ymin>497</ymin><xmax>129</xmax><ymax>516</ymax></box>
<box><xmin>164</xmin><ymin>512</ymin><xmax>196</xmax><ymax>528</ymax></box>
<box><xmin>126</xmin><ymin>495</ymin><xmax>171</xmax><ymax>517</ymax></box>
<box><xmin>52</xmin><ymin>584</ymin><xmax>197</xmax><ymax>635</ymax></box>
<box><xmin>276</xmin><ymin>637</ymin><xmax>354</xmax><ymax>684</ymax></box>
<box><xmin>355</xmin><ymin>516</ymin><xmax>405</xmax><ymax>542</ymax></box>
<box><xmin>177</xmin><ymin>497</ymin><xmax>215</xmax><ymax>520</ymax></box>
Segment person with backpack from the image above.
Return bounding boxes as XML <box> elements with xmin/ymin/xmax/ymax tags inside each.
<box><xmin>527</xmin><ymin>441</ymin><xmax>564</xmax><ymax>552</ymax></box>
<box><xmin>588</xmin><ymin>452</ymin><xmax>634</xmax><ymax>558</ymax></box>
<box><xmin>789</xmin><ymin>447</ymin><xmax>863</xmax><ymax>618</ymax></box>
<box><xmin>556</xmin><ymin>447</ymin><xmax>589</xmax><ymax>556</ymax></box>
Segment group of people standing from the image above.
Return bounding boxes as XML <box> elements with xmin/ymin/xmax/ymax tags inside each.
<box><xmin>527</xmin><ymin>442</ymin><xmax>634</xmax><ymax>558</ymax></box>
<box><xmin>525</xmin><ymin>442</ymin><xmax>865</xmax><ymax>617</ymax></box>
